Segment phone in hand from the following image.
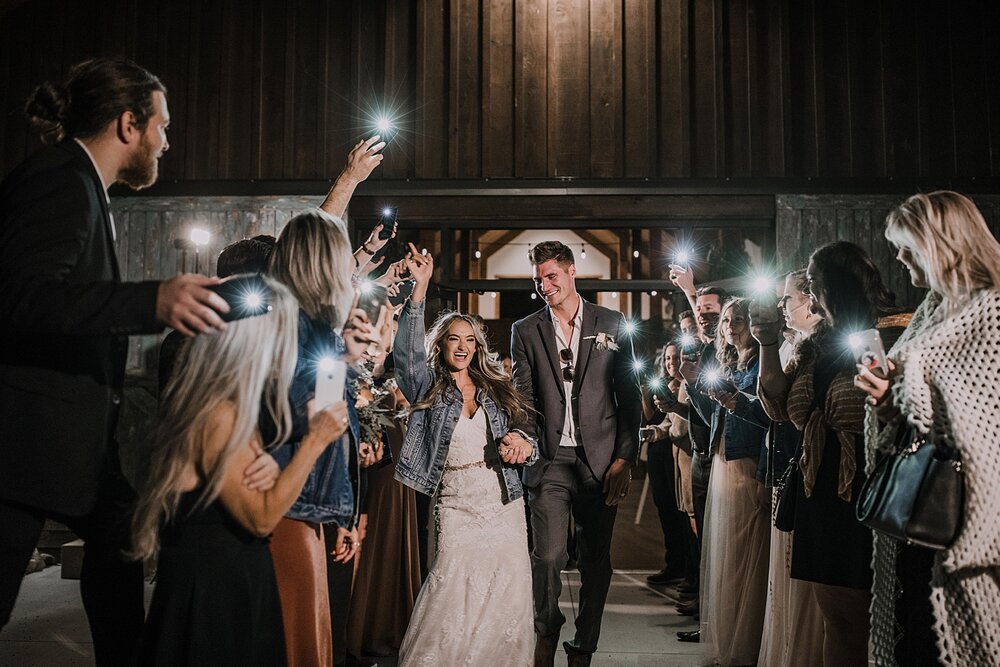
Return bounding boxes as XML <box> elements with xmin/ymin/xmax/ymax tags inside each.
<box><xmin>377</xmin><ymin>206</ymin><xmax>397</xmax><ymax>241</ymax></box>
<box><xmin>850</xmin><ymin>328</ymin><xmax>888</xmax><ymax>375</ymax></box>
<box><xmin>388</xmin><ymin>279</ymin><xmax>415</xmax><ymax>306</ymax></box>
<box><xmin>315</xmin><ymin>358</ymin><xmax>347</xmax><ymax>410</ymax></box>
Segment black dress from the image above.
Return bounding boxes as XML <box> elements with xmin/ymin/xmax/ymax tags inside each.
<box><xmin>139</xmin><ymin>490</ymin><xmax>287</xmax><ymax>666</ymax></box>
<box><xmin>789</xmin><ymin>351</ymin><xmax>873</xmax><ymax>590</ymax></box>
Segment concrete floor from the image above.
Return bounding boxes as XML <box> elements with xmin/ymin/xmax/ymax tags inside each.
<box><xmin>1</xmin><ymin>567</ymin><xmax>701</xmax><ymax>666</ymax></box>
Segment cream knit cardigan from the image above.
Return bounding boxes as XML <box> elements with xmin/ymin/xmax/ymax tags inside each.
<box><xmin>888</xmin><ymin>289</ymin><xmax>1000</xmax><ymax>666</ymax></box>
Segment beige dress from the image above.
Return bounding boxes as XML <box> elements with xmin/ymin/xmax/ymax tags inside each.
<box><xmin>700</xmin><ymin>434</ymin><xmax>771</xmax><ymax>667</ymax></box>
<box><xmin>398</xmin><ymin>409</ymin><xmax>533</xmax><ymax>666</ymax></box>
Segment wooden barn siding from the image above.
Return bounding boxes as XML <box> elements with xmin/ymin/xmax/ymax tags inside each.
<box><xmin>775</xmin><ymin>194</ymin><xmax>1000</xmax><ymax>311</ymax></box>
<box><xmin>2</xmin><ymin>0</ymin><xmax>998</xmax><ymax>182</ymax></box>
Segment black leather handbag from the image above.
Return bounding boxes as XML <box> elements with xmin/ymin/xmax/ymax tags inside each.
<box><xmin>855</xmin><ymin>428</ymin><xmax>964</xmax><ymax>550</ymax></box>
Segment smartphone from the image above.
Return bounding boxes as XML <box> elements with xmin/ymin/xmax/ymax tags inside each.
<box><xmin>388</xmin><ymin>279</ymin><xmax>415</xmax><ymax>306</ymax></box>
<box><xmin>851</xmin><ymin>328</ymin><xmax>888</xmax><ymax>375</ymax></box>
<box><xmin>377</xmin><ymin>206</ymin><xmax>397</xmax><ymax>241</ymax></box>
<box><xmin>357</xmin><ymin>283</ymin><xmax>389</xmax><ymax>324</ymax></box>
<box><xmin>315</xmin><ymin>358</ymin><xmax>347</xmax><ymax>410</ymax></box>
<box><xmin>206</xmin><ymin>274</ymin><xmax>274</xmax><ymax>322</ymax></box>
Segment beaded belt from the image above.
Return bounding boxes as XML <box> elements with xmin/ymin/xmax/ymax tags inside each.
<box><xmin>444</xmin><ymin>460</ymin><xmax>488</xmax><ymax>472</ymax></box>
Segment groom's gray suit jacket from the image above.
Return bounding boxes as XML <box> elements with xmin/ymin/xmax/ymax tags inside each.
<box><xmin>510</xmin><ymin>299</ymin><xmax>641</xmax><ymax>488</ymax></box>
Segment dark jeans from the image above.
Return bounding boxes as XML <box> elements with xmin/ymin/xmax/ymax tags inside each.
<box><xmin>689</xmin><ymin>449</ymin><xmax>713</xmax><ymax>588</ymax></box>
<box><xmin>0</xmin><ymin>460</ymin><xmax>144</xmax><ymax>666</ymax></box>
<box><xmin>527</xmin><ymin>446</ymin><xmax>617</xmax><ymax>654</ymax></box>
<box><xmin>325</xmin><ymin>523</ymin><xmax>355</xmax><ymax>667</ymax></box>
<box><xmin>646</xmin><ymin>441</ymin><xmax>687</xmax><ymax>576</ymax></box>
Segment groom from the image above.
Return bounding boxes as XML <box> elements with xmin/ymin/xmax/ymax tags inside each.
<box><xmin>511</xmin><ymin>241</ymin><xmax>641</xmax><ymax>666</ymax></box>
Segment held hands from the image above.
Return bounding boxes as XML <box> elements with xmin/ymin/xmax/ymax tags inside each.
<box><xmin>156</xmin><ymin>274</ymin><xmax>230</xmax><ymax>336</ymax></box>
<box><xmin>303</xmin><ymin>400</ymin><xmax>350</xmax><ymax>452</ymax></box>
<box><xmin>639</xmin><ymin>426</ymin><xmax>658</xmax><ymax>445</ymax></box>
<box><xmin>358</xmin><ymin>441</ymin><xmax>384</xmax><ymax>468</ymax></box>
<box><xmin>603</xmin><ymin>458</ymin><xmax>632</xmax><ymax>506</ymax></box>
<box><xmin>499</xmin><ymin>432</ymin><xmax>533</xmax><ymax>465</ymax></box>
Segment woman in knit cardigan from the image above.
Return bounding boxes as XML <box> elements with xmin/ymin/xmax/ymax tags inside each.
<box><xmin>856</xmin><ymin>191</ymin><xmax>1000</xmax><ymax>667</ymax></box>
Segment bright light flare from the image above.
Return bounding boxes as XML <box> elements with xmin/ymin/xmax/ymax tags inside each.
<box><xmin>376</xmin><ymin>117</ymin><xmax>393</xmax><ymax>133</ymax></box>
<box><xmin>318</xmin><ymin>357</ymin><xmax>336</xmax><ymax>372</ymax></box>
<box><xmin>622</xmin><ymin>319</ymin><xmax>638</xmax><ymax>337</ymax></box>
<box><xmin>190</xmin><ymin>228</ymin><xmax>210</xmax><ymax>246</ymax></box>
<box><xmin>703</xmin><ymin>368</ymin><xmax>722</xmax><ymax>385</ymax></box>
<box><xmin>848</xmin><ymin>333</ymin><xmax>862</xmax><ymax>349</ymax></box>
<box><xmin>382</xmin><ymin>206</ymin><xmax>393</xmax><ymax>217</ymax></box>
<box><xmin>674</xmin><ymin>249</ymin><xmax>692</xmax><ymax>265</ymax></box>
<box><xmin>648</xmin><ymin>377</ymin><xmax>664</xmax><ymax>391</ymax></box>
<box><xmin>359</xmin><ymin>280</ymin><xmax>376</xmax><ymax>295</ymax></box>
<box><xmin>750</xmin><ymin>274</ymin><xmax>774</xmax><ymax>295</ymax></box>
<box><xmin>680</xmin><ymin>333</ymin><xmax>696</xmax><ymax>348</ymax></box>
<box><xmin>632</xmin><ymin>358</ymin><xmax>645</xmax><ymax>372</ymax></box>
<box><xmin>245</xmin><ymin>293</ymin><xmax>262</xmax><ymax>309</ymax></box>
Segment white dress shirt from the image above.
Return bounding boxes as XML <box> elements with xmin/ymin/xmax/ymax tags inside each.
<box><xmin>551</xmin><ymin>300</ymin><xmax>583</xmax><ymax>447</ymax></box>
<box><xmin>74</xmin><ymin>138</ymin><xmax>116</xmax><ymax>242</ymax></box>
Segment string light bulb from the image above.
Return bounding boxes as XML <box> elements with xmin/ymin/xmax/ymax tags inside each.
<box><xmin>580</xmin><ymin>244</ymin><xmax>586</xmax><ymax>260</ymax></box>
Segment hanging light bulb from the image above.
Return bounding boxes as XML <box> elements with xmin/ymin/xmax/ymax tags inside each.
<box><xmin>580</xmin><ymin>244</ymin><xmax>587</xmax><ymax>260</ymax></box>
<box><xmin>474</xmin><ymin>249</ymin><xmax>482</xmax><ymax>259</ymax></box>
<box><xmin>633</xmin><ymin>250</ymin><xmax>640</xmax><ymax>259</ymax></box>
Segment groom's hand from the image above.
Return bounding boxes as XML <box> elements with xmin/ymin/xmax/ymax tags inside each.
<box><xmin>603</xmin><ymin>458</ymin><xmax>632</xmax><ymax>506</ymax></box>
<box><xmin>499</xmin><ymin>432</ymin><xmax>532</xmax><ymax>465</ymax></box>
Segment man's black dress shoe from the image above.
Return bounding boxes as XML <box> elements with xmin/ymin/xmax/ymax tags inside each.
<box><xmin>646</xmin><ymin>567</ymin><xmax>685</xmax><ymax>585</ymax></box>
<box><xmin>676</xmin><ymin>630</ymin><xmax>701</xmax><ymax>643</ymax></box>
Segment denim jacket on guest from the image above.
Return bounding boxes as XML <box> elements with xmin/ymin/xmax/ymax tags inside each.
<box><xmin>688</xmin><ymin>357</ymin><xmax>770</xmax><ymax>480</ymax></box>
<box><xmin>268</xmin><ymin>310</ymin><xmax>361</xmax><ymax>527</ymax></box>
<box><xmin>392</xmin><ymin>299</ymin><xmax>538</xmax><ymax>501</ymax></box>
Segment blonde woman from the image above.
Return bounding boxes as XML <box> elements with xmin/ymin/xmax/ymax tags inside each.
<box><xmin>266</xmin><ymin>208</ymin><xmax>375</xmax><ymax>667</ymax></box>
<box><xmin>133</xmin><ymin>277</ymin><xmax>349</xmax><ymax>665</ymax></box>
<box><xmin>394</xmin><ymin>244</ymin><xmax>538</xmax><ymax>666</ymax></box>
<box><xmin>856</xmin><ymin>191</ymin><xmax>1000</xmax><ymax>666</ymax></box>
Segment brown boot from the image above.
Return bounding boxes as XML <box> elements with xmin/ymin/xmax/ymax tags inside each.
<box><xmin>534</xmin><ymin>633</ymin><xmax>559</xmax><ymax>667</ymax></box>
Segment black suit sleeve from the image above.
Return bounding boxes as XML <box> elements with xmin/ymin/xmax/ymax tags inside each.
<box><xmin>0</xmin><ymin>168</ymin><xmax>161</xmax><ymax>337</ymax></box>
<box><xmin>510</xmin><ymin>322</ymin><xmax>540</xmax><ymax>442</ymax></box>
<box><xmin>612</xmin><ymin>313</ymin><xmax>641</xmax><ymax>464</ymax></box>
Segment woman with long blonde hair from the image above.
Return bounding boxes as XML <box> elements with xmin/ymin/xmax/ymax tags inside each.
<box><xmin>394</xmin><ymin>244</ymin><xmax>538</xmax><ymax>666</ymax></box>
<box><xmin>857</xmin><ymin>191</ymin><xmax>1000</xmax><ymax>666</ymax></box>
<box><xmin>688</xmin><ymin>297</ymin><xmax>771</xmax><ymax>666</ymax></box>
<box><xmin>133</xmin><ymin>277</ymin><xmax>349</xmax><ymax>665</ymax></box>
<box><xmin>265</xmin><ymin>207</ymin><xmax>375</xmax><ymax>667</ymax></box>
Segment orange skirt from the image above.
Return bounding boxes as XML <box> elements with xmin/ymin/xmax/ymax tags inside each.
<box><xmin>270</xmin><ymin>517</ymin><xmax>332</xmax><ymax>667</ymax></box>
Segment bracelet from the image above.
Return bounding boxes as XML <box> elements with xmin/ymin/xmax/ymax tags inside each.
<box><xmin>759</xmin><ymin>340</ymin><xmax>780</xmax><ymax>347</ymax></box>
<box><xmin>356</xmin><ymin>244</ymin><xmax>375</xmax><ymax>256</ymax></box>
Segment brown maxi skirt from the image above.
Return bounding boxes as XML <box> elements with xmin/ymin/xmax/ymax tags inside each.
<box><xmin>270</xmin><ymin>517</ymin><xmax>333</xmax><ymax>667</ymax></box>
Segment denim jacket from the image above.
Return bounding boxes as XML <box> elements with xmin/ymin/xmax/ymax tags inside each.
<box><xmin>392</xmin><ymin>299</ymin><xmax>538</xmax><ymax>501</ymax></box>
<box><xmin>688</xmin><ymin>357</ymin><xmax>770</xmax><ymax>480</ymax></box>
<box><xmin>268</xmin><ymin>311</ymin><xmax>360</xmax><ymax>527</ymax></box>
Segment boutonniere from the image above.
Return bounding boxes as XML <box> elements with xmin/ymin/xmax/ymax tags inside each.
<box><xmin>584</xmin><ymin>332</ymin><xmax>619</xmax><ymax>352</ymax></box>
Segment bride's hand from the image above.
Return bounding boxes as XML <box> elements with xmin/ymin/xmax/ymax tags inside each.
<box><xmin>499</xmin><ymin>432</ymin><xmax>532</xmax><ymax>465</ymax></box>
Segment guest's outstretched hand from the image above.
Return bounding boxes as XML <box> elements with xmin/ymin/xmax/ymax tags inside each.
<box><xmin>404</xmin><ymin>243</ymin><xmax>434</xmax><ymax>284</ymax></box>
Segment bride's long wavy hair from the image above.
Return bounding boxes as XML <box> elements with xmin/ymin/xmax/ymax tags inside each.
<box><xmin>131</xmin><ymin>278</ymin><xmax>299</xmax><ymax>560</ymax></box>
<box><xmin>409</xmin><ymin>311</ymin><xmax>529</xmax><ymax>425</ymax></box>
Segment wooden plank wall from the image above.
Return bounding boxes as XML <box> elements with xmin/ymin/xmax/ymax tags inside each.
<box><xmin>110</xmin><ymin>196</ymin><xmax>319</xmax><ymax>374</ymax></box>
<box><xmin>775</xmin><ymin>194</ymin><xmax>1000</xmax><ymax>310</ymax></box>
<box><xmin>2</xmin><ymin>0</ymin><xmax>997</xmax><ymax>182</ymax></box>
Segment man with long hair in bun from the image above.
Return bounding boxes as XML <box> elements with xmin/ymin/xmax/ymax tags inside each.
<box><xmin>0</xmin><ymin>58</ymin><xmax>229</xmax><ymax>664</ymax></box>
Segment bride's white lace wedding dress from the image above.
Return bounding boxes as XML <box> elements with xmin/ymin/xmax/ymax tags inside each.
<box><xmin>398</xmin><ymin>409</ymin><xmax>534</xmax><ymax>666</ymax></box>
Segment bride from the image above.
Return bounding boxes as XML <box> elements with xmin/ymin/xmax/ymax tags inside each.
<box><xmin>393</xmin><ymin>243</ymin><xmax>537</xmax><ymax>666</ymax></box>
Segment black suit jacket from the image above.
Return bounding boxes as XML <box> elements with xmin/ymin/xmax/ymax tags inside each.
<box><xmin>511</xmin><ymin>299</ymin><xmax>641</xmax><ymax>487</ymax></box>
<box><xmin>0</xmin><ymin>140</ymin><xmax>161</xmax><ymax>516</ymax></box>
